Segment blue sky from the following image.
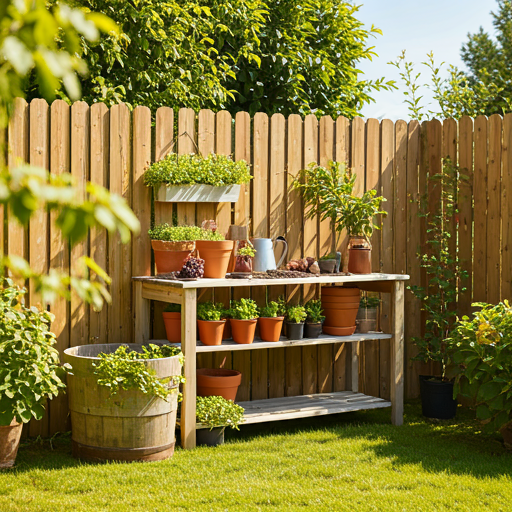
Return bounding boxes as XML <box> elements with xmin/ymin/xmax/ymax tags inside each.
<box><xmin>355</xmin><ymin>0</ymin><xmax>496</xmax><ymax>120</ymax></box>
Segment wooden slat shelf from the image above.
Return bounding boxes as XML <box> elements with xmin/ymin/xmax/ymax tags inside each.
<box><xmin>152</xmin><ymin>333</ymin><xmax>392</xmax><ymax>353</ymax></box>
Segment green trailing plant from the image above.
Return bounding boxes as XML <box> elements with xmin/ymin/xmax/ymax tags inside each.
<box><xmin>295</xmin><ymin>161</ymin><xmax>386</xmax><ymax>244</ymax></box>
<box><xmin>409</xmin><ymin>158</ymin><xmax>468</xmax><ymax>378</ymax></box>
<box><xmin>164</xmin><ymin>303</ymin><xmax>181</xmax><ymax>313</ymax></box>
<box><xmin>286</xmin><ymin>305</ymin><xmax>307</xmax><ymax>324</ymax></box>
<box><xmin>195</xmin><ymin>395</ymin><xmax>245</xmax><ymax>431</ymax></box>
<box><xmin>92</xmin><ymin>344</ymin><xmax>184</xmax><ymax>401</ymax></box>
<box><xmin>446</xmin><ymin>301</ymin><xmax>512</xmax><ymax>433</ymax></box>
<box><xmin>197</xmin><ymin>302</ymin><xmax>225</xmax><ymax>322</ymax></box>
<box><xmin>148</xmin><ymin>224</ymin><xmax>224</xmax><ymax>242</ymax></box>
<box><xmin>0</xmin><ymin>280</ymin><xmax>66</xmax><ymax>426</ymax></box>
<box><xmin>259</xmin><ymin>301</ymin><xmax>284</xmax><ymax>318</ymax></box>
<box><xmin>360</xmin><ymin>296</ymin><xmax>381</xmax><ymax>309</ymax></box>
<box><xmin>305</xmin><ymin>299</ymin><xmax>325</xmax><ymax>324</ymax></box>
<box><xmin>144</xmin><ymin>153</ymin><xmax>252</xmax><ymax>189</ymax></box>
<box><xmin>229</xmin><ymin>299</ymin><xmax>259</xmax><ymax>320</ymax></box>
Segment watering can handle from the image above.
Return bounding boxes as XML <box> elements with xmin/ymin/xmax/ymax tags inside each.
<box><xmin>273</xmin><ymin>237</ymin><xmax>288</xmax><ymax>269</ymax></box>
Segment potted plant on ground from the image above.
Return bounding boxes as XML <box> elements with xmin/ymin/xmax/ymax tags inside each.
<box><xmin>163</xmin><ymin>303</ymin><xmax>181</xmax><ymax>342</ymax></box>
<box><xmin>258</xmin><ymin>299</ymin><xmax>286</xmax><ymax>342</ymax></box>
<box><xmin>356</xmin><ymin>294</ymin><xmax>380</xmax><ymax>333</ymax></box>
<box><xmin>195</xmin><ymin>395</ymin><xmax>245</xmax><ymax>447</ymax></box>
<box><xmin>305</xmin><ymin>299</ymin><xmax>325</xmax><ymax>338</ymax></box>
<box><xmin>197</xmin><ymin>302</ymin><xmax>226</xmax><ymax>346</ymax></box>
<box><xmin>409</xmin><ymin>158</ymin><xmax>468</xmax><ymax>420</ymax></box>
<box><xmin>294</xmin><ymin>160</ymin><xmax>385</xmax><ymax>274</ymax></box>
<box><xmin>286</xmin><ymin>305</ymin><xmax>307</xmax><ymax>340</ymax></box>
<box><xmin>446</xmin><ymin>301</ymin><xmax>512</xmax><ymax>447</ymax></box>
<box><xmin>0</xmin><ymin>280</ymin><xmax>66</xmax><ymax>468</ymax></box>
<box><xmin>144</xmin><ymin>152</ymin><xmax>252</xmax><ymax>203</ymax></box>
<box><xmin>229</xmin><ymin>298</ymin><xmax>259</xmax><ymax>344</ymax></box>
<box><xmin>64</xmin><ymin>343</ymin><xmax>183</xmax><ymax>462</ymax></box>
<box><xmin>233</xmin><ymin>240</ymin><xmax>256</xmax><ymax>274</ymax></box>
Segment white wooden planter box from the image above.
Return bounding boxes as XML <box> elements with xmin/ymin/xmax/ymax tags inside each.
<box><xmin>156</xmin><ymin>184</ymin><xmax>241</xmax><ymax>203</ymax></box>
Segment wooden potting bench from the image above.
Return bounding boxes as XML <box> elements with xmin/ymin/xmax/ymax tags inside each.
<box><xmin>133</xmin><ymin>273</ymin><xmax>409</xmax><ymax>449</ymax></box>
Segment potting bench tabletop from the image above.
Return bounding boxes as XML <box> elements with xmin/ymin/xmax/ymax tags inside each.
<box><xmin>132</xmin><ymin>273</ymin><xmax>409</xmax><ymax>449</ymax></box>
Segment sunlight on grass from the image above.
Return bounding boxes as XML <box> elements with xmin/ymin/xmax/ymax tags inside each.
<box><xmin>1</xmin><ymin>403</ymin><xmax>511</xmax><ymax>512</ymax></box>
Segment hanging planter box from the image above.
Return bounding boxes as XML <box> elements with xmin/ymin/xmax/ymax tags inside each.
<box><xmin>156</xmin><ymin>184</ymin><xmax>241</xmax><ymax>203</ymax></box>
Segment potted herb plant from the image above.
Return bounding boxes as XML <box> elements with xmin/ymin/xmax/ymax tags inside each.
<box><xmin>295</xmin><ymin>160</ymin><xmax>385</xmax><ymax>274</ymax></box>
<box><xmin>0</xmin><ymin>281</ymin><xmax>66</xmax><ymax>468</ymax></box>
<box><xmin>356</xmin><ymin>295</ymin><xmax>380</xmax><ymax>333</ymax></box>
<box><xmin>409</xmin><ymin>159</ymin><xmax>468</xmax><ymax>420</ymax></box>
<box><xmin>163</xmin><ymin>303</ymin><xmax>181</xmax><ymax>343</ymax></box>
<box><xmin>197</xmin><ymin>302</ymin><xmax>226</xmax><ymax>346</ymax></box>
<box><xmin>64</xmin><ymin>343</ymin><xmax>183</xmax><ymax>462</ymax></box>
<box><xmin>258</xmin><ymin>299</ymin><xmax>286</xmax><ymax>342</ymax></box>
<box><xmin>195</xmin><ymin>220</ymin><xmax>235</xmax><ymax>278</ymax></box>
<box><xmin>229</xmin><ymin>298</ymin><xmax>259</xmax><ymax>344</ymax></box>
<box><xmin>234</xmin><ymin>240</ymin><xmax>256</xmax><ymax>274</ymax></box>
<box><xmin>144</xmin><ymin>153</ymin><xmax>252</xmax><ymax>203</ymax></box>
<box><xmin>195</xmin><ymin>396</ymin><xmax>245</xmax><ymax>447</ymax></box>
<box><xmin>304</xmin><ymin>299</ymin><xmax>325</xmax><ymax>338</ymax></box>
<box><xmin>446</xmin><ymin>301</ymin><xmax>512</xmax><ymax>446</ymax></box>
<box><xmin>286</xmin><ymin>305</ymin><xmax>307</xmax><ymax>340</ymax></box>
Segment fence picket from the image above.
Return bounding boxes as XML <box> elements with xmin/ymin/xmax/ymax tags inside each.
<box><xmin>502</xmin><ymin>114</ymin><xmax>512</xmax><ymax>300</ymax></box>
<box><xmin>177</xmin><ymin>108</ymin><xmax>196</xmax><ymax>226</ymax></box>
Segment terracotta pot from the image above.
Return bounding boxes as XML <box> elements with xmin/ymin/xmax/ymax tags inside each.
<box><xmin>287</xmin><ymin>322</ymin><xmax>304</xmax><ymax>340</ymax></box>
<box><xmin>151</xmin><ymin>240</ymin><xmax>195</xmax><ymax>274</ymax></box>
<box><xmin>321</xmin><ymin>286</ymin><xmax>360</xmax><ymax>334</ymax></box>
<box><xmin>197</xmin><ymin>319</ymin><xmax>226</xmax><ymax>346</ymax></box>
<box><xmin>196</xmin><ymin>240</ymin><xmax>235</xmax><ymax>278</ymax></box>
<box><xmin>348</xmin><ymin>247</ymin><xmax>372</xmax><ymax>274</ymax></box>
<box><xmin>196</xmin><ymin>368</ymin><xmax>242</xmax><ymax>401</ymax></box>
<box><xmin>234</xmin><ymin>255</ymin><xmax>253</xmax><ymax>273</ymax></box>
<box><xmin>162</xmin><ymin>312</ymin><xmax>181</xmax><ymax>342</ymax></box>
<box><xmin>222</xmin><ymin>319</ymin><xmax>232</xmax><ymax>340</ymax></box>
<box><xmin>230</xmin><ymin>318</ymin><xmax>257</xmax><ymax>344</ymax></box>
<box><xmin>0</xmin><ymin>419</ymin><xmax>23</xmax><ymax>469</ymax></box>
<box><xmin>258</xmin><ymin>316</ymin><xmax>284</xmax><ymax>342</ymax></box>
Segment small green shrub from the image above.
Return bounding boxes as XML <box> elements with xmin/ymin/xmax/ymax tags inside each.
<box><xmin>197</xmin><ymin>302</ymin><xmax>225</xmax><ymax>321</ymax></box>
<box><xmin>92</xmin><ymin>344</ymin><xmax>184</xmax><ymax>401</ymax></box>
<box><xmin>164</xmin><ymin>303</ymin><xmax>181</xmax><ymax>313</ymax></box>
<box><xmin>144</xmin><ymin>153</ymin><xmax>252</xmax><ymax>189</ymax></box>
<box><xmin>148</xmin><ymin>224</ymin><xmax>224</xmax><ymax>242</ymax></box>
<box><xmin>259</xmin><ymin>301</ymin><xmax>285</xmax><ymax>318</ymax></box>
<box><xmin>195</xmin><ymin>395</ymin><xmax>245</xmax><ymax>431</ymax></box>
<box><xmin>286</xmin><ymin>305</ymin><xmax>307</xmax><ymax>324</ymax></box>
<box><xmin>230</xmin><ymin>298</ymin><xmax>259</xmax><ymax>320</ymax></box>
<box><xmin>446</xmin><ymin>301</ymin><xmax>512</xmax><ymax>433</ymax></box>
<box><xmin>305</xmin><ymin>299</ymin><xmax>325</xmax><ymax>324</ymax></box>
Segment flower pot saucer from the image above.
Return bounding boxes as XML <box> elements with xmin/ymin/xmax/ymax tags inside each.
<box><xmin>227</xmin><ymin>272</ymin><xmax>253</xmax><ymax>279</ymax></box>
<box><xmin>322</xmin><ymin>325</ymin><xmax>357</xmax><ymax>336</ymax></box>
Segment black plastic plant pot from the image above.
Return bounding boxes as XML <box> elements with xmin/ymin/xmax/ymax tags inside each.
<box><xmin>196</xmin><ymin>427</ymin><xmax>225</xmax><ymax>447</ymax></box>
<box><xmin>305</xmin><ymin>323</ymin><xmax>322</xmax><ymax>339</ymax></box>
<box><xmin>419</xmin><ymin>375</ymin><xmax>457</xmax><ymax>419</ymax></box>
<box><xmin>286</xmin><ymin>322</ymin><xmax>304</xmax><ymax>340</ymax></box>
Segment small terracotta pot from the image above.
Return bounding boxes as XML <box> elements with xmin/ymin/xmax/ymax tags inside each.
<box><xmin>234</xmin><ymin>255</ymin><xmax>253</xmax><ymax>273</ymax></box>
<box><xmin>196</xmin><ymin>240</ymin><xmax>235</xmax><ymax>278</ymax></box>
<box><xmin>197</xmin><ymin>319</ymin><xmax>226</xmax><ymax>346</ymax></box>
<box><xmin>162</xmin><ymin>312</ymin><xmax>181</xmax><ymax>342</ymax></box>
<box><xmin>258</xmin><ymin>316</ymin><xmax>284</xmax><ymax>342</ymax></box>
<box><xmin>230</xmin><ymin>318</ymin><xmax>258</xmax><ymax>344</ymax></box>
<box><xmin>348</xmin><ymin>247</ymin><xmax>372</xmax><ymax>274</ymax></box>
<box><xmin>151</xmin><ymin>240</ymin><xmax>195</xmax><ymax>274</ymax></box>
<box><xmin>222</xmin><ymin>319</ymin><xmax>232</xmax><ymax>340</ymax></box>
<box><xmin>0</xmin><ymin>419</ymin><xmax>23</xmax><ymax>469</ymax></box>
<box><xmin>196</xmin><ymin>368</ymin><xmax>242</xmax><ymax>401</ymax></box>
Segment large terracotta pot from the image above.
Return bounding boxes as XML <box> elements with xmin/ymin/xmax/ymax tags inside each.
<box><xmin>198</xmin><ymin>319</ymin><xmax>225</xmax><ymax>346</ymax></box>
<box><xmin>196</xmin><ymin>368</ymin><xmax>242</xmax><ymax>401</ymax></box>
<box><xmin>151</xmin><ymin>240</ymin><xmax>195</xmax><ymax>274</ymax></box>
<box><xmin>163</xmin><ymin>312</ymin><xmax>181</xmax><ymax>342</ymax></box>
<box><xmin>196</xmin><ymin>240</ymin><xmax>235</xmax><ymax>278</ymax></box>
<box><xmin>0</xmin><ymin>419</ymin><xmax>23</xmax><ymax>469</ymax></box>
<box><xmin>321</xmin><ymin>286</ymin><xmax>360</xmax><ymax>336</ymax></box>
<box><xmin>258</xmin><ymin>316</ymin><xmax>284</xmax><ymax>342</ymax></box>
<box><xmin>230</xmin><ymin>318</ymin><xmax>258</xmax><ymax>344</ymax></box>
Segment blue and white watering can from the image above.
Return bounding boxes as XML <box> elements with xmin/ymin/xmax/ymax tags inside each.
<box><xmin>251</xmin><ymin>237</ymin><xmax>288</xmax><ymax>272</ymax></box>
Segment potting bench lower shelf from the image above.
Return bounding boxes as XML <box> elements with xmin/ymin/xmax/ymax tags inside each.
<box><xmin>132</xmin><ymin>273</ymin><xmax>408</xmax><ymax>449</ymax></box>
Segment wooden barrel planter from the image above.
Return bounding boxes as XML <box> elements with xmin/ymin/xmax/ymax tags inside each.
<box><xmin>64</xmin><ymin>343</ymin><xmax>182</xmax><ymax>463</ymax></box>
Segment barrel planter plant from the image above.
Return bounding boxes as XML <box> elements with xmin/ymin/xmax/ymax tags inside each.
<box><xmin>0</xmin><ymin>281</ymin><xmax>66</xmax><ymax>469</ymax></box>
<box><xmin>64</xmin><ymin>343</ymin><xmax>183</xmax><ymax>462</ymax></box>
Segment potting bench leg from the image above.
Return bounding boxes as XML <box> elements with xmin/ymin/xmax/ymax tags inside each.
<box><xmin>181</xmin><ymin>288</ymin><xmax>197</xmax><ymax>449</ymax></box>
<box><xmin>133</xmin><ymin>281</ymin><xmax>150</xmax><ymax>344</ymax></box>
<box><xmin>390</xmin><ymin>280</ymin><xmax>405</xmax><ymax>426</ymax></box>
<box><xmin>348</xmin><ymin>341</ymin><xmax>359</xmax><ymax>392</ymax></box>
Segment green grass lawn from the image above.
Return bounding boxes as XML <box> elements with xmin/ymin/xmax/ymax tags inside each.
<box><xmin>1</xmin><ymin>402</ymin><xmax>512</xmax><ymax>512</ymax></box>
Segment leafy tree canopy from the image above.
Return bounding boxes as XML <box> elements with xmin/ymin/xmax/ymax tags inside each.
<box><xmin>49</xmin><ymin>0</ymin><xmax>394</xmax><ymax>118</ymax></box>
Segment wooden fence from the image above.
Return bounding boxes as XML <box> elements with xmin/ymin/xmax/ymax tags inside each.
<box><xmin>6</xmin><ymin>98</ymin><xmax>512</xmax><ymax>436</ymax></box>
